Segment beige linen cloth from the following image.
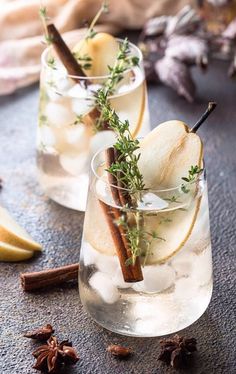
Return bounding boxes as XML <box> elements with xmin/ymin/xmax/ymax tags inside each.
<box><xmin>0</xmin><ymin>0</ymin><xmax>190</xmax><ymax>95</ymax></box>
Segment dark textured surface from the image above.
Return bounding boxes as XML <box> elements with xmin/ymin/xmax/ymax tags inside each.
<box><xmin>0</xmin><ymin>58</ymin><xmax>236</xmax><ymax>374</ymax></box>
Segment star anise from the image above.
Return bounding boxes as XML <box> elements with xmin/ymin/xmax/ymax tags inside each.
<box><xmin>158</xmin><ymin>334</ymin><xmax>197</xmax><ymax>370</ymax></box>
<box><xmin>32</xmin><ymin>336</ymin><xmax>79</xmax><ymax>373</ymax></box>
<box><xmin>24</xmin><ymin>324</ymin><xmax>54</xmax><ymax>341</ymax></box>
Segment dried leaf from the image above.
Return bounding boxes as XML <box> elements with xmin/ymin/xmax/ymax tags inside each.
<box><xmin>223</xmin><ymin>17</ymin><xmax>236</xmax><ymax>39</ymax></box>
<box><xmin>207</xmin><ymin>0</ymin><xmax>230</xmax><ymax>6</ymax></box>
<box><xmin>165</xmin><ymin>5</ymin><xmax>201</xmax><ymax>37</ymax></box>
<box><xmin>166</xmin><ymin>35</ymin><xmax>208</xmax><ymax>68</ymax></box>
<box><xmin>155</xmin><ymin>56</ymin><xmax>195</xmax><ymax>102</ymax></box>
<box><xmin>144</xmin><ymin>16</ymin><xmax>170</xmax><ymax>36</ymax></box>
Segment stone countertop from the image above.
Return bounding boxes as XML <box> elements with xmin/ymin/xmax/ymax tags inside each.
<box><xmin>0</xmin><ymin>58</ymin><xmax>235</xmax><ymax>374</ymax></box>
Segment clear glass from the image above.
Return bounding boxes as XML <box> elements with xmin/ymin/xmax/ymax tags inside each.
<box><xmin>37</xmin><ymin>39</ymin><xmax>150</xmax><ymax>211</ymax></box>
<box><xmin>79</xmin><ymin>148</ymin><xmax>213</xmax><ymax>337</ymax></box>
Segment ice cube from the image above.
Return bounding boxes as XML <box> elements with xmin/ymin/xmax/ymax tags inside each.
<box><xmin>59</xmin><ymin>151</ymin><xmax>89</xmax><ymax>176</ymax></box>
<box><xmin>95</xmin><ymin>254</ymin><xmax>119</xmax><ymax>276</ymax></box>
<box><xmin>88</xmin><ymin>84</ymin><xmax>102</xmax><ymax>93</ymax></box>
<box><xmin>38</xmin><ymin>126</ymin><xmax>55</xmax><ymax>147</ymax></box>
<box><xmin>45</xmin><ymin>102</ymin><xmax>76</xmax><ymax>128</ymax></box>
<box><xmin>174</xmin><ymin>277</ymin><xmax>198</xmax><ymax>299</ymax></box>
<box><xmin>67</xmin><ymin>83</ymin><xmax>88</xmax><ymax>99</ymax></box>
<box><xmin>133</xmin><ymin>264</ymin><xmax>175</xmax><ymax>293</ymax></box>
<box><xmin>82</xmin><ymin>242</ymin><xmax>98</xmax><ymax>266</ymax></box>
<box><xmin>65</xmin><ymin>124</ymin><xmax>88</xmax><ymax>145</ymax></box>
<box><xmin>89</xmin><ymin>272</ymin><xmax>119</xmax><ymax>304</ymax></box>
<box><xmin>71</xmin><ymin>98</ymin><xmax>94</xmax><ymax>116</ymax></box>
<box><xmin>171</xmin><ymin>251</ymin><xmax>197</xmax><ymax>277</ymax></box>
<box><xmin>112</xmin><ymin>267</ymin><xmax>133</xmax><ymax>289</ymax></box>
<box><xmin>191</xmin><ymin>246</ymin><xmax>212</xmax><ymax>286</ymax></box>
<box><xmin>90</xmin><ymin>131</ymin><xmax>116</xmax><ymax>155</ymax></box>
<box><xmin>137</xmin><ymin>192</ymin><xmax>169</xmax><ymax>211</ymax></box>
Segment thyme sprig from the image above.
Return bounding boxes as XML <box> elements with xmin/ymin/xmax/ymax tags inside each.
<box><xmin>85</xmin><ymin>1</ymin><xmax>109</xmax><ymax>41</ymax></box>
<box><xmin>96</xmin><ymin>89</ymin><xmax>144</xmax><ymax>193</ymax></box>
<box><xmin>39</xmin><ymin>4</ymin><xmax>53</xmax><ymax>45</ymax></box>
<box><xmin>74</xmin><ymin>1</ymin><xmax>108</xmax><ymax>64</ymax></box>
<box><xmin>181</xmin><ymin>165</ymin><xmax>203</xmax><ymax>194</ymax></box>
<box><xmin>94</xmin><ymin>40</ymin><xmax>146</xmax><ymax>265</ymax></box>
<box><xmin>95</xmin><ymin>38</ymin><xmax>139</xmax><ymax>131</ymax></box>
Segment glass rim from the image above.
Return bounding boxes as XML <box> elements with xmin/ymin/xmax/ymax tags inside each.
<box><xmin>41</xmin><ymin>37</ymin><xmax>143</xmax><ymax>80</ymax></box>
<box><xmin>91</xmin><ymin>144</ymin><xmax>205</xmax><ymax>195</ymax></box>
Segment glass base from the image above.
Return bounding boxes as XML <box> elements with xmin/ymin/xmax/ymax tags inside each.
<box><xmin>79</xmin><ymin>280</ymin><xmax>213</xmax><ymax>337</ymax></box>
<box><xmin>38</xmin><ymin>172</ymin><xmax>89</xmax><ymax>211</ymax></box>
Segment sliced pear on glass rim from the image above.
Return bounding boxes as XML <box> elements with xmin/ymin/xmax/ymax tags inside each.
<box><xmin>0</xmin><ymin>207</ymin><xmax>42</xmax><ymax>252</ymax></box>
<box><xmin>0</xmin><ymin>241</ymin><xmax>34</xmax><ymax>262</ymax></box>
<box><xmin>138</xmin><ymin>120</ymin><xmax>203</xmax><ymax>264</ymax></box>
<box><xmin>73</xmin><ymin>32</ymin><xmax>119</xmax><ymax>77</ymax></box>
<box><xmin>138</xmin><ymin>120</ymin><xmax>203</xmax><ymax>188</ymax></box>
<box><xmin>109</xmin><ymin>79</ymin><xmax>146</xmax><ymax>138</ymax></box>
<box><xmin>84</xmin><ymin>185</ymin><xmax>116</xmax><ymax>256</ymax></box>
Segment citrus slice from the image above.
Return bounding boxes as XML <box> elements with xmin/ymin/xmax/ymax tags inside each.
<box><xmin>0</xmin><ymin>241</ymin><xmax>34</xmax><ymax>262</ymax></box>
<box><xmin>109</xmin><ymin>80</ymin><xmax>146</xmax><ymax>138</ymax></box>
<box><xmin>0</xmin><ymin>207</ymin><xmax>42</xmax><ymax>252</ymax></box>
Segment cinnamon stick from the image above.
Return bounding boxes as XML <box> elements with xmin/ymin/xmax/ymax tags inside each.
<box><xmin>47</xmin><ymin>23</ymin><xmax>109</xmax><ymax>130</ymax></box>
<box><xmin>47</xmin><ymin>24</ymin><xmax>85</xmax><ymax>80</ymax></box>
<box><xmin>100</xmin><ymin>147</ymin><xmax>143</xmax><ymax>283</ymax></box>
<box><xmin>20</xmin><ymin>263</ymin><xmax>79</xmax><ymax>292</ymax></box>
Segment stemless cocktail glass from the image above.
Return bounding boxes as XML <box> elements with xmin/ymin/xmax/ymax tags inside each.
<box><xmin>37</xmin><ymin>40</ymin><xmax>150</xmax><ymax>211</ymax></box>
<box><xmin>79</xmin><ymin>148</ymin><xmax>213</xmax><ymax>337</ymax></box>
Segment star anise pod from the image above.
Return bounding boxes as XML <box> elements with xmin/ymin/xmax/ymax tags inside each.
<box><xmin>24</xmin><ymin>324</ymin><xmax>54</xmax><ymax>341</ymax></box>
<box><xmin>158</xmin><ymin>334</ymin><xmax>197</xmax><ymax>370</ymax></box>
<box><xmin>32</xmin><ymin>336</ymin><xmax>79</xmax><ymax>373</ymax></box>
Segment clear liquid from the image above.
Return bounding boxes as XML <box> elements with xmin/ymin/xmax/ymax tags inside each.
<box><xmin>79</xmin><ymin>185</ymin><xmax>213</xmax><ymax>336</ymax></box>
<box><xmin>37</xmin><ymin>68</ymin><xmax>150</xmax><ymax>210</ymax></box>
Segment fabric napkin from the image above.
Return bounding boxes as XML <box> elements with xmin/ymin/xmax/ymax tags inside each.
<box><xmin>0</xmin><ymin>0</ymin><xmax>190</xmax><ymax>95</ymax></box>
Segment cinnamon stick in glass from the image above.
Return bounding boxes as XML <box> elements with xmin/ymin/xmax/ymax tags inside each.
<box><xmin>99</xmin><ymin>147</ymin><xmax>143</xmax><ymax>283</ymax></box>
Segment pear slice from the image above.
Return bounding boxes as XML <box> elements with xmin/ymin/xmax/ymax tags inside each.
<box><xmin>73</xmin><ymin>33</ymin><xmax>119</xmax><ymax>76</ymax></box>
<box><xmin>0</xmin><ymin>241</ymin><xmax>34</xmax><ymax>262</ymax></box>
<box><xmin>109</xmin><ymin>80</ymin><xmax>146</xmax><ymax>138</ymax></box>
<box><xmin>0</xmin><ymin>207</ymin><xmax>42</xmax><ymax>252</ymax></box>
<box><xmin>84</xmin><ymin>187</ymin><xmax>116</xmax><ymax>256</ymax></box>
<box><xmin>138</xmin><ymin>120</ymin><xmax>203</xmax><ymax>264</ymax></box>
<box><xmin>138</xmin><ymin>120</ymin><xmax>203</xmax><ymax>188</ymax></box>
<box><xmin>85</xmin><ymin>120</ymin><xmax>203</xmax><ymax>262</ymax></box>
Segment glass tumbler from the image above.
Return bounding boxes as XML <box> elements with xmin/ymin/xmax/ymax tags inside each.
<box><xmin>79</xmin><ymin>148</ymin><xmax>213</xmax><ymax>337</ymax></box>
<box><xmin>37</xmin><ymin>39</ymin><xmax>150</xmax><ymax>211</ymax></box>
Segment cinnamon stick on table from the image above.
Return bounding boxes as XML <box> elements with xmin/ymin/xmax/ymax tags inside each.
<box><xmin>20</xmin><ymin>263</ymin><xmax>79</xmax><ymax>292</ymax></box>
<box><xmin>100</xmin><ymin>147</ymin><xmax>143</xmax><ymax>283</ymax></box>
